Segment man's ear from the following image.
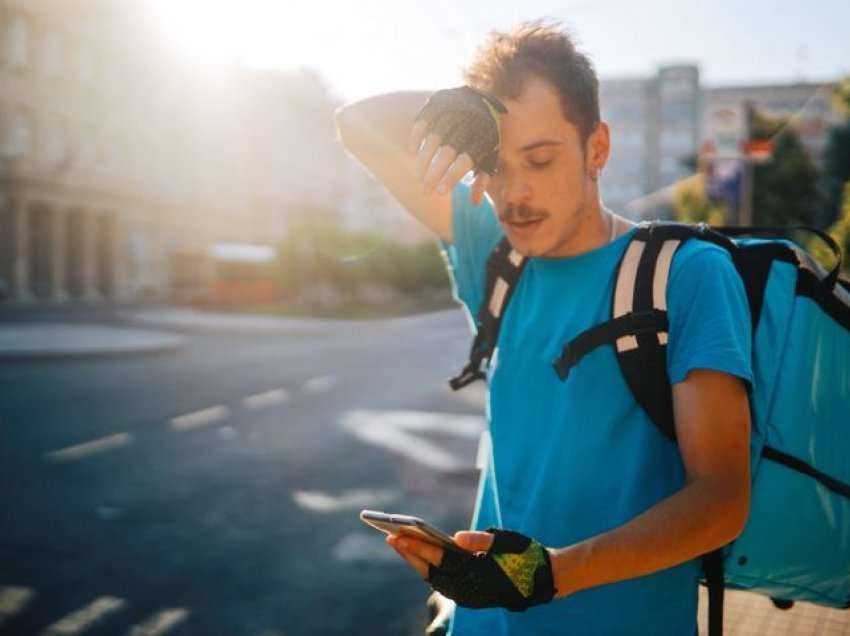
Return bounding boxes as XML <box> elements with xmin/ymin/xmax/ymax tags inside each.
<box><xmin>585</xmin><ymin>121</ymin><xmax>610</xmax><ymax>176</ymax></box>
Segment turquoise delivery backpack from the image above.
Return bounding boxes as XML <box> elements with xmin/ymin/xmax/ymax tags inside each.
<box><xmin>449</xmin><ymin>222</ymin><xmax>850</xmax><ymax>636</ymax></box>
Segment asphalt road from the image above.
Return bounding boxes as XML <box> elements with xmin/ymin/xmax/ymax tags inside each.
<box><xmin>0</xmin><ymin>308</ymin><xmax>486</xmax><ymax>636</ymax></box>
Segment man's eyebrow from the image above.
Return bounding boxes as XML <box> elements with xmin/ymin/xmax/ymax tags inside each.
<box><xmin>518</xmin><ymin>140</ymin><xmax>563</xmax><ymax>152</ymax></box>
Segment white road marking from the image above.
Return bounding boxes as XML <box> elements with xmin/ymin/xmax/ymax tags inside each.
<box><xmin>0</xmin><ymin>586</ymin><xmax>34</xmax><ymax>625</ymax></box>
<box><xmin>169</xmin><ymin>406</ymin><xmax>230</xmax><ymax>432</ymax></box>
<box><xmin>241</xmin><ymin>389</ymin><xmax>289</xmax><ymax>410</ymax></box>
<box><xmin>126</xmin><ymin>608</ymin><xmax>190</xmax><ymax>636</ymax></box>
<box><xmin>301</xmin><ymin>375</ymin><xmax>337</xmax><ymax>394</ymax></box>
<box><xmin>332</xmin><ymin>532</ymin><xmax>402</xmax><ymax>565</ymax></box>
<box><xmin>46</xmin><ymin>433</ymin><xmax>133</xmax><ymax>462</ymax></box>
<box><xmin>446</xmin><ymin>380</ymin><xmax>487</xmax><ymax>409</ymax></box>
<box><xmin>292</xmin><ymin>489</ymin><xmax>400</xmax><ymax>513</ymax></box>
<box><xmin>475</xmin><ymin>430</ymin><xmax>491</xmax><ymax>471</ymax></box>
<box><xmin>42</xmin><ymin>596</ymin><xmax>126</xmax><ymax>635</ymax></box>
<box><xmin>341</xmin><ymin>409</ymin><xmax>485</xmax><ymax>473</ymax></box>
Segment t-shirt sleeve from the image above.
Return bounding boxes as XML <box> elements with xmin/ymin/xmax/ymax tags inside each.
<box><xmin>439</xmin><ymin>180</ymin><xmax>503</xmax><ymax>320</ymax></box>
<box><xmin>666</xmin><ymin>243</ymin><xmax>754</xmax><ymax>388</ymax></box>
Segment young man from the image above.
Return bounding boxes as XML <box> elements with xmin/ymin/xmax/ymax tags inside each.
<box><xmin>336</xmin><ymin>22</ymin><xmax>752</xmax><ymax>635</ymax></box>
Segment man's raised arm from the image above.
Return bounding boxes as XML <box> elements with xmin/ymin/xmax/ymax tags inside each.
<box><xmin>334</xmin><ymin>91</ymin><xmax>454</xmax><ymax>243</ymax></box>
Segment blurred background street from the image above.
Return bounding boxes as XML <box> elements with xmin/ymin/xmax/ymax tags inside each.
<box><xmin>1</xmin><ymin>0</ymin><xmax>849</xmax><ymax>634</ymax></box>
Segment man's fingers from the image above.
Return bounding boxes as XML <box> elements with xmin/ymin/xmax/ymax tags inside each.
<box><xmin>415</xmin><ymin>133</ymin><xmax>442</xmax><ymax>180</ymax></box>
<box><xmin>471</xmin><ymin>172</ymin><xmax>491</xmax><ymax>206</ymax></box>
<box><xmin>423</xmin><ymin>145</ymin><xmax>459</xmax><ymax>193</ymax></box>
<box><xmin>453</xmin><ymin>531</ymin><xmax>494</xmax><ymax>552</ymax></box>
<box><xmin>409</xmin><ymin>120</ymin><xmax>428</xmax><ymax>154</ymax></box>
<box><xmin>388</xmin><ymin>536</ymin><xmax>434</xmax><ymax>578</ymax></box>
<box><xmin>436</xmin><ymin>153</ymin><xmax>474</xmax><ymax>196</ymax></box>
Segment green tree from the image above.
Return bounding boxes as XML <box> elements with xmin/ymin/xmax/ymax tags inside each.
<box><xmin>750</xmin><ymin>111</ymin><xmax>820</xmax><ymax>227</ymax></box>
<box><xmin>672</xmin><ymin>173</ymin><xmax>728</xmax><ymax>225</ymax></box>
<box><xmin>818</xmin><ymin>77</ymin><xmax>850</xmax><ymax>228</ymax></box>
<box><xmin>811</xmin><ymin>181</ymin><xmax>850</xmax><ymax>276</ymax></box>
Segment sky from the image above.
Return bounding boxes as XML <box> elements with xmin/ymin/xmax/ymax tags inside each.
<box><xmin>148</xmin><ymin>0</ymin><xmax>850</xmax><ymax>102</ymax></box>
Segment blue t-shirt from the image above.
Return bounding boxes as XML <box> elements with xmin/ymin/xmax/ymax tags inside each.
<box><xmin>442</xmin><ymin>183</ymin><xmax>753</xmax><ymax>636</ymax></box>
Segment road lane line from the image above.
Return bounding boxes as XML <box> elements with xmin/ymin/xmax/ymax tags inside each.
<box><xmin>301</xmin><ymin>375</ymin><xmax>338</xmax><ymax>394</ymax></box>
<box><xmin>169</xmin><ymin>406</ymin><xmax>230</xmax><ymax>432</ymax></box>
<box><xmin>0</xmin><ymin>586</ymin><xmax>34</xmax><ymax>625</ymax></box>
<box><xmin>292</xmin><ymin>489</ymin><xmax>400</xmax><ymax>513</ymax></box>
<box><xmin>341</xmin><ymin>409</ymin><xmax>485</xmax><ymax>473</ymax></box>
<box><xmin>126</xmin><ymin>608</ymin><xmax>190</xmax><ymax>636</ymax></box>
<box><xmin>241</xmin><ymin>388</ymin><xmax>289</xmax><ymax>410</ymax></box>
<box><xmin>42</xmin><ymin>596</ymin><xmax>126</xmax><ymax>635</ymax></box>
<box><xmin>46</xmin><ymin>433</ymin><xmax>133</xmax><ymax>462</ymax></box>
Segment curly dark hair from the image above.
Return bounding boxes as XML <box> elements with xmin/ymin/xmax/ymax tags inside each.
<box><xmin>463</xmin><ymin>21</ymin><xmax>600</xmax><ymax>146</ymax></box>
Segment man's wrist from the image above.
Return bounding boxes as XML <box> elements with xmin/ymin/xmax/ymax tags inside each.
<box><xmin>549</xmin><ymin>541</ymin><xmax>590</xmax><ymax>599</ymax></box>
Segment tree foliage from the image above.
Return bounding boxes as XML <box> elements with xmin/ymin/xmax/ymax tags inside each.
<box><xmin>276</xmin><ymin>218</ymin><xmax>449</xmax><ymax>301</ymax></box>
<box><xmin>818</xmin><ymin>77</ymin><xmax>850</xmax><ymax>227</ymax></box>
<box><xmin>750</xmin><ymin>112</ymin><xmax>820</xmax><ymax>227</ymax></box>
<box><xmin>672</xmin><ymin>174</ymin><xmax>727</xmax><ymax>225</ymax></box>
<box><xmin>810</xmin><ymin>181</ymin><xmax>850</xmax><ymax>276</ymax></box>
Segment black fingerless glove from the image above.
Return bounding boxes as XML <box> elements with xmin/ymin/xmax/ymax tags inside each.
<box><xmin>414</xmin><ymin>86</ymin><xmax>507</xmax><ymax>175</ymax></box>
<box><xmin>426</xmin><ymin>528</ymin><xmax>556</xmax><ymax>612</ymax></box>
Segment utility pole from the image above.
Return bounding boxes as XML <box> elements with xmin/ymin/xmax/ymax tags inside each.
<box><xmin>738</xmin><ymin>101</ymin><xmax>755</xmax><ymax>226</ymax></box>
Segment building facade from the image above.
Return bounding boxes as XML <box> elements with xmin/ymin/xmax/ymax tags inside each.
<box><xmin>0</xmin><ymin>0</ymin><xmax>424</xmax><ymax>305</ymax></box>
<box><xmin>600</xmin><ymin>64</ymin><xmax>844</xmax><ymax>218</ymax></box>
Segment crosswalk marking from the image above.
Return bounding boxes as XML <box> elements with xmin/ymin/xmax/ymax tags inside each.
<box><xmin>169</xmin><ymin>405</ymin><xmax>230</xmax><ymax>431</ymax></box>
<box><xmin>46</xmin><ymin>433</ymin><xmax>133</xmax><ymax>462</ymax></box>
<box><xmin>241</xmin><ymin>389</ymin><xmax>289</xmax><ymax>409</ymax></box>
<box><xmin>341</xmin><ymin>409</ymin><xmax>485</xmax><ymax>473</ymax></box>
<box><xmin>42</xmin><ymin>596</ymin><xmax>126</xmax><ymax>635</ymax></box>
<box><xmin>292</xmin><ymin>489</ymin><xmax>400</xmax><ymax>513</ymax></box>
<box><xmin>301</xmin><ymin>375</ymin><xmax>337</xmax><ymax>394</ymax></box>
<box><xmin>126</xmin><ymin>608</ymin><xmax>190</xmax><ymax>636</ymax></box>
<box><xmin>0</xmin><ymin>586</ymin><xmax>34</xmax><ymax>626</ymax></box>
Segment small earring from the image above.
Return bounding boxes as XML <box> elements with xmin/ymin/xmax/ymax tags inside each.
<box><xmin>589</xmin><ymin>167</ymin><xmax>599</xmax><ymax>181</ymax></box>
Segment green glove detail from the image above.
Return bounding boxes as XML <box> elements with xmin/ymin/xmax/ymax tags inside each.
<box><xmin>426</xmin><ymin>528</ymin><xmax>557</xmax><ymax>612</ymax></box>
<box><xmin>414</xmin><ymin>86</ymin><xmax>507</xmax><ymax>175</ymax></box>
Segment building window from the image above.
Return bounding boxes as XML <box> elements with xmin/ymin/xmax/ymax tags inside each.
<box><xmin>2</xmin><ymin>108</ymin><xmax>32</xmax><ymax>157</ymax></box>
<box><xmin>4</xmin><ymin>14</ymin><xmax>28</xmax><ymax>68</ymax></box>
<box><xmin>40</xmin><ymin>29</ymin><xmax>62</xmax><ymax>76</ymax></box>
<box><xmin>43</xmin><ymin>116</ymin><xmax>67</xmax><ymax>167</ymax></box>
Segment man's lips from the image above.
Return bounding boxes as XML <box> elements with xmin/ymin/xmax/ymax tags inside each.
<box><xmin>503</xmin><ymin>217</ymin><xmax>545</xmax><ymax>237</ymax></box>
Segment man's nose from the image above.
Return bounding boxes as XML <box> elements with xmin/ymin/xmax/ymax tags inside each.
<box><xmin>498</xmin><ymin>172</ymin><xmax>532</xmax><ymax>207</ymax></box>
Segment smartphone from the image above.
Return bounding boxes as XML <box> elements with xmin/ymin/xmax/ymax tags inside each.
<box><xmin>359</xmin><ymin>510</ymin><xmax>470</xmax><ymax>553</ymax></box>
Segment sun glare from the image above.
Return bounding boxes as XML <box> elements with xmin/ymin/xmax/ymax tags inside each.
<box><xmin>147</xmin><ymin>0</ymin><xmax>269</xmax><ymax>67</ymax></box>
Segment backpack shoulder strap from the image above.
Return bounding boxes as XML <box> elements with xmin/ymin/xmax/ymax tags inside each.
<box><xmin>449</xmin><ymin>237</ymin><xmax>527</xmax><ymax>390</ymax></box>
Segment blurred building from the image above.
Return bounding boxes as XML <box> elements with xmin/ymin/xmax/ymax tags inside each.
<box><xmin>0</xmin><ymin>0</ymin><xmax>424</xmax><ymax>305</ymax></box>
<box><xmin>600</xmin><ymin>64</ymin><xmax>843</xmax><ymax>218</ymax></box>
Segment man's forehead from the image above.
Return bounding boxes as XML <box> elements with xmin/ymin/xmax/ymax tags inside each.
<box><xmin>500</xmin><ymin>77</ymin><xmax>580</xmax><ymax>151</ymax></box>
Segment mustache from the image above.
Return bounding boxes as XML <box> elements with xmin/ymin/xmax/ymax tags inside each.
<box><xmin>499</xmin><ymin>205</ymin><xmax>549</xmax><ymax>223</ymax></box>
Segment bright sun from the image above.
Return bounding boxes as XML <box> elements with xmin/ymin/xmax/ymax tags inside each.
<box><xmin>146</xmin><ymin>0</ymin><xmax>290</xmax><ymax>68</ymax></box>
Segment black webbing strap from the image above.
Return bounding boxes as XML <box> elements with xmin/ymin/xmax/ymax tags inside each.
<box><xmin>762</xmin><ymin>445</ymin><xmax>850</xmax><ymax>500</ymax></box>
<box><xmin>703</xmin><ymin>549</ymin><xmax>725</xmax><ymax>636</ymax></box>
<box><xmin>713</xmin><ymin>224</ymin><xmax>843</xmax><ymax>292</ymax></box>
<box><xmin>552</xmin><ymin>310</ymin><xmax>669</xmax><ymax>381</ymax></box>
<box><xmin>449</xmin><ymin>237</ymin><xmax>527</xmax><ymax>390</ymax></box>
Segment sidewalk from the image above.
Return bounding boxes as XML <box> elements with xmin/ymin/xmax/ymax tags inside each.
<box><xmin>697</xmin><ymin>586</ymin><xmax>850</xmax><ymax>635</ymax></box>
<box><xmin>0</xmin><ymin>323</ymin><xmax>185</xmax><ymax>361</ymax></box>
<box><xmin>119</xmin><ymin>307</ymin><xmax>351</xmax><ymax>335</ymax></box>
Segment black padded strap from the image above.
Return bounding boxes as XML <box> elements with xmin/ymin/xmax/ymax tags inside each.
<box><xmin>552</xmin><ymin>310</ymin><xmax>669</xmax><ymax>381</ymax></box>
<box><xmin>449</xmin><ymin>237</ymin><xmax>527</xmax><ymax>390</ymax></box>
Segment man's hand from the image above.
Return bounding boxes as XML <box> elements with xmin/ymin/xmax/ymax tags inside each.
<box><xmin>409</xmin><ymin>86</ymin><xmax>505</xmax><ymax>206</ymax></box>
<box><xmin>387</xmin><ymin>529</ymin><xmax>557</xmax><ymax>612</ymax></box>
